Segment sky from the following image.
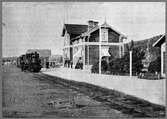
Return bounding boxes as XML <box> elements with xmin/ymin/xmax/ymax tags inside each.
<box><xmin>2</xmin><ymin>2</ymin><xmax>165</xmax><ymax>57</ymax></box>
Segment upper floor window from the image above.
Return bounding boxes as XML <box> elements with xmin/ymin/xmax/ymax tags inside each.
<box><xmin>101</xmin><ymin>28</ymin><xmax>108</xmax><ymax>42</ymax></box>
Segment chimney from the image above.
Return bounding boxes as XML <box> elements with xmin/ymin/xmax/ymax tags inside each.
<box><xmin>94</xmin><ymin>21</ymin><xmax>98</xmax><ymax>26</ymax></box>
<box><xmin>88</xmin><ymin>20</ymin><xmax>98</xmax><ymax>31</ymax></box>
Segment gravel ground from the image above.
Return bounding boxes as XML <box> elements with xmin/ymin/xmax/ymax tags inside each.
<box><xmin>2</xmin><ymin>64</ymin><xmax>130</xmax><ymax>118</ymax></box>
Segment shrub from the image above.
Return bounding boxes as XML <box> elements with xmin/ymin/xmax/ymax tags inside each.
<box><xmin>109</xmin><ymin>47</ymin><xmax>145</xmax><ymax>75</ymax></box>
<box><xmin>91</xmin><ymin>60</ymin><xmax>108</xmax><ymax>73</ymax></box>
<box><xmin>101</xmin><ymin>60</ymin><xmax>108</xmax><ymax>72</ymax></box>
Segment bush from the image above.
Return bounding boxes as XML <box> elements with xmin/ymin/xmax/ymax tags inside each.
<box><xmin>91</xmin><ymin>62</ymin><xmax>99</xmax><ymax>73</ymax></box>
<box><xmin>91</xmin><ymin>60</ymin><xmax>108</xmax><ymax>73</ymax></box>
<box><xmin>109</xmin><ymin>58</ymin><xmax>129</xmax><ymax>75</ymax></box>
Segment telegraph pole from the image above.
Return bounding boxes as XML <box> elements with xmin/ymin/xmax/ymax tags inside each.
<box><xmin>129</xmin><ymin>40</ymin><xmax>133</xmax><ymax>77</ymax></box>
<box><xmin>130</xmin><ymin>50</ymin><xmax>132</xmax><ymax>77</ymax></box>
<box><xmin>99</xmin><ymin>25</ymin><xmax>102</xmax><ymax>74</ymax></box>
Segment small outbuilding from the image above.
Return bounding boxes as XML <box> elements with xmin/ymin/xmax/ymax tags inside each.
<box><xmin>153</xmin><ymin>34</ymin><xmax>166</xmax><ymax>77</ymax></box>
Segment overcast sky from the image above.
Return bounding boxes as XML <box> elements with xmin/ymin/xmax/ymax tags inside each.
<box><xmin>2</xmin><ymin>2</ymin><xmax>165</xmax><ymax>57</ymax></box>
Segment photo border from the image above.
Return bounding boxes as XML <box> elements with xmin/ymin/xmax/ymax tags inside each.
<box><xmin>0</xmin><ymin>0</ymin><xmax>166</xmax><ymax>119</ymax></box>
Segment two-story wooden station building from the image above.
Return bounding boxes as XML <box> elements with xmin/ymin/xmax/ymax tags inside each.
<box><xmin>61</xmin><ymin>20</ymin><xmax>127</xmax><ymax>72</ymax></box>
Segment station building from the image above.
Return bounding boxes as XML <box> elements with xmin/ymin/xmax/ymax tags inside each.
<box><xmin>153</xmin><ymin>34</ymin><xmax>166</xmax><ymax>77</ymax></box>
<box><xmin>61</xmin><ymin>20</ymin><xmax>127</xmax><ymax>72</ymax></box>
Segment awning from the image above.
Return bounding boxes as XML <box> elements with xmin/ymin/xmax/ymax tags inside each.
<box><xmin>101</xmin><ymin>47</ymin><xmax>110</xmax><ymax>57</ymax></box>
<box><xmin>73</xmin><ymin>48</ymin><xmax>82</xmax><ymax>58</ymax></box>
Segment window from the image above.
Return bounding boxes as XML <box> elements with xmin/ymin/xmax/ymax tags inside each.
<box><xmin>101</xmin><ymin>28</ymin><xmax>108</xmax><ymax>42</ymax></box>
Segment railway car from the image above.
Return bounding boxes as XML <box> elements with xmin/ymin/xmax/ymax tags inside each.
<box><xmin>17</xmin><ymin>52</ymin><xmax>42</xmax><ymax>72</ymax></box>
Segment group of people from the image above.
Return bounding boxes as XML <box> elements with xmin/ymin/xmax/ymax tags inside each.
<box><xmin>64</xmin><ymin>59</ymin><xmax>73</xmax><ymax>68</ymax></box>
<box><xmin>75</xmin><ymin>57</ymin><xmax>83</xmax><ymax>69</ymax></box>
<box><xmin>64</xmin><ymin>57</ymin><xmax>83</xmax><ymax>69</ymax></box>
<box><xmin>45</xmin><ymin>62</ymin><xmax>61</xmax><ymax>69</ymax></box>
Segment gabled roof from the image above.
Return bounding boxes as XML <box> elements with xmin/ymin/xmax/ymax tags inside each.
<box><xmin>71</xmin><ymin>25</ymin><xmax>99</xmax><ymax>41</ymax></box>
<box><xmin>101</xmin><ymin>22</ymin><xmax>126</xmax><ymax>37</ymax></box>
<box><xmin>61</xmin><ymin>24</ymin><xmax>88</xmax><ymax>37</ymax></box>
<box><xmin>63</xmin><ymin>21</ymin><xmax>127</xmax><ymax>41</ymax></box>
<box><xmin>81</xmin><ymin>22</ymin><xmax>127</xmax><ymax>38</ymax></box>
<box><xmin>153</xmin><ymin>34</ymin><xmax>166</xmax><ymax>47</ymax></box>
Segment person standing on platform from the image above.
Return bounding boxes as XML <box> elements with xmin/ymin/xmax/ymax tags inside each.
<box><xmin>70</xmin><ymin>60</ymin><xmax>73</xmax><ymax>68</ymax></box>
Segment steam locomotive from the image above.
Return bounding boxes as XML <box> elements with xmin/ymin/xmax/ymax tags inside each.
<box><xmin>17</xmin><ymin>52</ymin><xmax>42</xmax><ymax>72</ymax></box>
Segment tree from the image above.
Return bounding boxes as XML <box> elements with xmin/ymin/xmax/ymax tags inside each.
<box><xmin>108</xmin><ymin>47</ymin><xmax>114</xmax><ymax>59</ymax></box>
<box><xmin>148</xmin><ymin>56</ymin><xmax>161</xmax><ymax>73</ymax></box>
<box><xmin>131</xmin><ymin>47</ymin><xmax>145</xmax><ymax>74</ymax></box>
<box><xmin>129</xmin><ymin>40</ymin><xmax>134</xmax><ymax>51</ymax></box>
<box><xmin>109</xmin><ymin>47</ymin><xmax>145</xmax><ymax>75</ymax></box>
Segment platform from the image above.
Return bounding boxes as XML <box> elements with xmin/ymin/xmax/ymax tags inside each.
<box><xmin>42</xmin><ymin>67</ymin><xmax>166</xmax><ymax>106</ymax></box>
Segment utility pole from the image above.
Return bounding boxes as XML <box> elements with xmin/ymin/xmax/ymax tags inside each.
<box><xmin>99</xmin><ymin>25</ymin><xmax>102</xmax><ymax>74</ymax></box>
<box><xmin>130</xmin><ymin>50</ymin><xmax>132</xmax><ymax>77</ymax></box>
<box><xmin>83</xmin><ymin>37</ymin><xmax>85</xmax><ymax>70</ymax></box>
<box><xmin>88</xmin><ymin>35</ymin><xmax>90</xmax><ymax>65</ymax></box>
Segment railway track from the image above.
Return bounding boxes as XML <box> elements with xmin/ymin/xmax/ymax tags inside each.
<box><xmin>33</xmin><ymin>73</ymin><xmax>165</xmax><ymax>117</ymax></box>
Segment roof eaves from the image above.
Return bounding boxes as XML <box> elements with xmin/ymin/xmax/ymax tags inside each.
<box><xmin>103</xmin><ymin>23</ymin><xmax>126</xmax><ymax>37</ymax></box>
<box><xmin>71</xmin><ymin>27</ymin><xmax>99</xmax><ymax>41</ymax></box>
<box><xmin>61</xmin><ymin>24</ymin><xmax>66</xmax><ymax>37</ymax></box>
<box><xmin>71</xmin><ymin>35</ymin><xmax>82</xmax><ymax>41</ymax></box>
<box><xmin>82</xmin><ymin>26</ymin><xmax>99</xmax><ymax>37</ymax></box>
<box><xmin>62</xmin><ymin>24</ymin><xmax>88</xmax><ymax>37</ymax></box>
<box><xmin>67</xmin><ymin>23</ymin><xmax>128</xmax><ymax>41</ymax></box>
<box><xmin>82</xmin><ymin>24</ymin><xmax>127</xmax><ymax>38</ymax></box>
<box><xmin>153</xmin><ymin>34</ymin><xmax>165</xmax><ymax>47</ymax></box>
